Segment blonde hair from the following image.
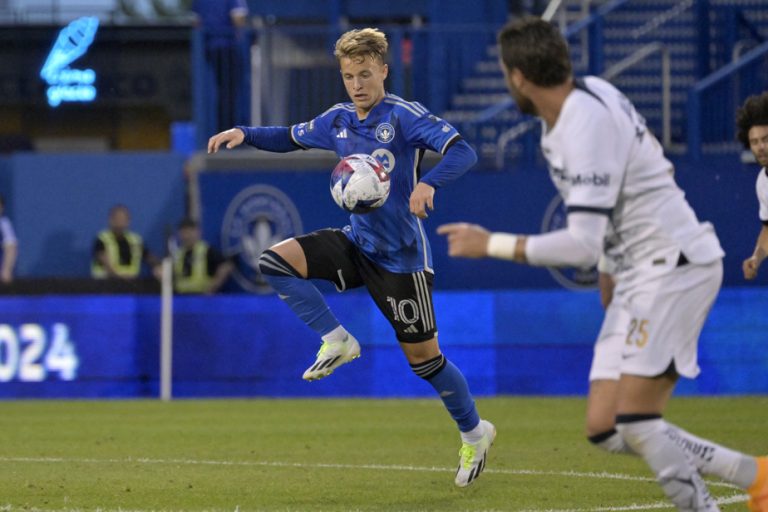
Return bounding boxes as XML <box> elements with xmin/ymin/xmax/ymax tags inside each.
<box><xmin>334</xmin><ymin>28</ymin><xmax>388</xmax><ymax>63</ymax></box>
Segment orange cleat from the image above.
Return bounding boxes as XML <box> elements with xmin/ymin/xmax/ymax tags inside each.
<box><xmin>748</xmin><ymin>457</ymin><xmax>768</xmax><ymax>512</ymax></box>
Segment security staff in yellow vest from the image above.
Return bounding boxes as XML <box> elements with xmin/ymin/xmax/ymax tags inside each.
<box><xmin>174</xmin><ymin>218</ymin><xmax>233</xmax><ymax>294</ymax></box>
<box><xmin>92</xmin><ymin>204</ymin><xmax>160</xmax><ymax>279</ymax></box>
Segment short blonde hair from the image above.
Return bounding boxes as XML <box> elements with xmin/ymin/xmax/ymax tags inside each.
<box><xmin>334</xmin><ymin>28</ymin><xmax>388</xmax><ymax>63</ymax></box>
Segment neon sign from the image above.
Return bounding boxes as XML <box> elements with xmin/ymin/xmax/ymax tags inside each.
<box><xmin>40</xmin><ymin>17</ymin><xmax>99</xmax><ymax>107</ymax></box>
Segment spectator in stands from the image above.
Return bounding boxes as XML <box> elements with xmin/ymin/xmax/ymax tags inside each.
<box><xmin>92</xmin><ymin>204</ymin><xmax>160</xmax><ymax>279</ymax></box>
<box><xmin>737</xmin><ymin>91</ymin><xmax>768</xmax><ymax>281</ymax></box>
<box><xmin>191</xmin><ymin>0</ymin><xmax>250</xmax><ymax>132</ymax></box>
<box><xmin>0</xmin><ymin>195</ymin><xmax>18</xmax><ymax>283</ymax></box>
<box><xmin>174</xmin><ymin>218</ymin><xmax>233</xmax><ymax>294</ymax></box>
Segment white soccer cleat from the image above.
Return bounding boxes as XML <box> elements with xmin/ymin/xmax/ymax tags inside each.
<box><xmin>455</xmin><ymin>419</ymin><xmax>496</xmax><ymax>487</ymax></box>
<box><xmin>302</xmin><ymin>334</ymin><xmax>361</xmax><ymax>381</ymax></box>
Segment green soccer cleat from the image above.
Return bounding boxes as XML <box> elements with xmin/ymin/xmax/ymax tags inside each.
<box><xmin>455</xmin><ymin>419</ymin><xmax>496</xmax><ymax>487</ymax></box>
<box><xmin>302</xmin><ymin>334</ymin><xmax>361</xmax><ymax>381</ymax></box>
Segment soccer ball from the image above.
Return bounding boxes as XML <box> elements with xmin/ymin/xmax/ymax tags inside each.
<box><xmin>330</xmin><ymin>154</ymin><xmax>390</xmax><ymax>214</ymax></box>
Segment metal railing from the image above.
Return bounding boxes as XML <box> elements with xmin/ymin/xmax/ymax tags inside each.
<box><xmin>490</xmin><ymin>0</ymin><xmax>632</xmax><ymax>167</ymax></box>
<box><xmin>603</xmin><ymin>42</ymin><xmax>671</xmax><ymax>148</ymax></box>
<box><xmin>194</xmin><ymin>23</ymin><xmax>500</xmax><ymax>146</ymax></box>
<box><xmin>687</xmin><ymin>39</ymin><xmax>768</xmax><ymax>159</ymax></box>
<box><xmin>493</xmin><ymin>42</ymin><xmax>672</xmax><ymax>168</ymax></box>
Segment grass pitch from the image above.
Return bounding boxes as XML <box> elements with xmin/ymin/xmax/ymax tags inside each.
<box><xmin>1</xmin><ymin>396</ymin><xmax>766</xmax><ymax>511</ymax></box>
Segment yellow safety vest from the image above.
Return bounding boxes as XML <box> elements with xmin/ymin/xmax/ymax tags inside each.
<box><xmin>174</xmin><ymin>241</ymin><xmax>212</xmax><ymax>294</ymax></box>
<box><xmin>92</xmin><ymin>230</ymin><xmax>143</xmax><ymax>278</ymax></box>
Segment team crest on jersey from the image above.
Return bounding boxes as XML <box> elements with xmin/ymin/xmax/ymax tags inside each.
<box><xmin>541</xmin><ymin>194</ymin><xmax>598</xmax><ymax>290</ymax></box>
<box><xmin>221</xmin><ymin>185</ymin><xmax>303</xmax><ymax>293</ymax></box>
<box><xmin>371</xmin><ymin>148</ymin><xmax>396</xmax><ymax>174</ymax></box>
<box><xmin>375</xmin><ymin>123</ymin><xmax>395</xmax><ymax>143</ymax></box>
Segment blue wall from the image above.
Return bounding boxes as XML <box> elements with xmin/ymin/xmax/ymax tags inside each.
<box><xmin>2</xmin><ymin>153</ymin><xmax>185</xmax><ymax>277</ymax></box>
<box><xmin>0</xmin><ymin>287</ymin><xmax>765</xmax><ymax>399</ymax></box>
<box><xmin>0</xmin><ymin>151</ymin><xmax>764</xmax><ymax>289</ymax></box>
<box><xmin>198</xmin><ymin>153</ymin><xmax>767</xmax><ymax>291</ymax></box>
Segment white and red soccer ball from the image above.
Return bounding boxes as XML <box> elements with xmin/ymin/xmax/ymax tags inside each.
<box><xmin>330</xmin><ymin>153</ymin><xmax>391</xmax><ymax>214</ymax></box>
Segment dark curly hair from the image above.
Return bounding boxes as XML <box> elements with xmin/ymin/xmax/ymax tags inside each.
<box><xmin>736</xmin><ymin>92</ymin><xmax>768</xmax><ymax>149</ymax></box>
<box><xmin>497</xmin><ymin>17</ymin><xmax>572</xmax><ymax>87</ymax></box>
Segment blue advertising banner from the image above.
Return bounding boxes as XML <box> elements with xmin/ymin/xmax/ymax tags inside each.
<box><xmin>0</xmin><ymin>288</ymin><xmax>765</xmax><ymax>399</ymax></box>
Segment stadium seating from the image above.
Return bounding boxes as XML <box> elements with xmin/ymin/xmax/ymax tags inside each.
<box><xmin>443</xmin><ymin>0</ymin><xmax>768</xmax><ymax>163</ymax></box>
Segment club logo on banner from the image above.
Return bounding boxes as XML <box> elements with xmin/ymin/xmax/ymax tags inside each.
<box><xmin>221</xmin><ymin>185</ymin><xmax>303</xmax><ymax>293</ymax></box>
<box><xmin>540</xmin><ymin>194</ymin><xmax>598</xmax><ymax>290</ymax></box>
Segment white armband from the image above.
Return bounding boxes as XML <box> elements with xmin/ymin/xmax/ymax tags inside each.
<box><xmin>487</xmin><ymin>233</ymin><xmax>518</xmax><ymax>260</ymax></box>
<box><xmin>597</xmin><ymin>254</ymin><xmax>613</xmax><ymax>274</ymax></box>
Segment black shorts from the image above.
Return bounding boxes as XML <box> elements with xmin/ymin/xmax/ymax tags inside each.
<box><xmin>296</xmin><ymin>229</ymin><xmax>437</xmax><ymax>343</ymax></box>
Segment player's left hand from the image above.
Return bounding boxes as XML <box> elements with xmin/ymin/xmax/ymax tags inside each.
<box><xmin>409</xmin><ymin>182</ymin><xmax>435</xmax><ymax>219</ymax></box>
<box><xmin>436</xmin><ymin>223</ymin><xmax>490</xmax><ymax>258</ymax></box>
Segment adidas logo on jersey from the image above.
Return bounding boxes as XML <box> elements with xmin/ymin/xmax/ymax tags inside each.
<box><xmin>404</xmin><ymin>325</ymin><xmax>418</xmax><ymax>334</ymax></box>
<box><xmin>336</xmin><ymin>128</ymin><xmax>348</xmax><ymax>139</ymax></box>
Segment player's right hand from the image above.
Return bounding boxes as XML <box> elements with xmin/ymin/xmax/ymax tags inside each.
<box><xmin>598</xmin><ymin>272</ymin><xmax>615</xmax><ymax>309</ymax></box>
<box><xmin>743</xmin><ymin>256</ymin><xmax>759</xmax><ymax>280</ymax></box>
<box><xmin>208</xmin><ymin>128</ymin><xmax>245</xmax><ymax>154</ymax></box>
<box><xmin>436</xmin><ymin>223</ymin><xmax>491</xmax><ymax>258</ymax></box>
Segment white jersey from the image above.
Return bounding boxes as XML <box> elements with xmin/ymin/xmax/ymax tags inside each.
<box><xmin>756</xmin><ymin>167</ymin><xmax>768</xmax><ymax>222</ymax></box>
<box><xmin>540</xmin><ymin>76</ymin><xmax>723</xmax><ymax>283</ymax></box>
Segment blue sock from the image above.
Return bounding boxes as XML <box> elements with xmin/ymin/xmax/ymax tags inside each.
<box><xmin>412</xmin><ymin>355</ymin><xmax>480</xmax><ymax>432</ymax></box>
<box><xmin>259</xmin><ymin>250</ymin><xmax>340</xmax><ymax>336</ymax></box>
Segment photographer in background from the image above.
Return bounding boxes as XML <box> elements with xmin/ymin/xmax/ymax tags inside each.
<box><xmin>0</xmin><ymin>195</ymin><xmax>18</xmax><ymax>283</ymax></box>
<box><xmin>174</xmin><ymin>218</ymin><xmax>233</xmax><ymax>294</ymax></box>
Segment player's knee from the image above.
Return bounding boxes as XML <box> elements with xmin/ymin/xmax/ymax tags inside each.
<box><xmin>585</xmin><ymin>414</ymin><xmax>616</xmax><ymax>438</ymax></box>
<box><xmin>409</xmin><ymin>354</ymin><xmax>446</xmax><ymax>380</ymax></box>
<box><xmin>587</xmin><ymin>427</ymin><xmax>633</xmax><ymax>454</ymax></box>
<box><xmin>258</xmin><ymin>249</ymin><xmax>301</xmax><ymax>278</ymax></box>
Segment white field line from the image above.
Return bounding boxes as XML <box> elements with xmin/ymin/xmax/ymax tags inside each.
<box><xmin>0</xmin><ymin>455</ymin><xmax>748</xmax><ymax>512</ymax></box>
<box><xmin>0</xmin><ymin>456</ymin><xmax>743</xmax><ymax>490</ymax></box>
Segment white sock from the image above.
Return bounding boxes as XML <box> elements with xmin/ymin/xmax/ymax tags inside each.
<box><xmin>591</xmin><ymin>423</ymin><xmax>757</xmax><ymax>488</ymax></box>
<box><xmin>321</xmin><ymin>325</ymin><xmax>349</xmax><ymax>343</ymax></box>
<box><xmin>616</xmin><ymin>417</ymin><xmax>719</xmax><ymax>512</ymax></box>
<box><xmin>664</xmin><ymin>422</ymin><xmax>757</xmax><ymax>489</ymax></box>
<box><xmin>460</xmin><ymin>420</ymin><xmax>485</xmax><ymax>444</ymax></box>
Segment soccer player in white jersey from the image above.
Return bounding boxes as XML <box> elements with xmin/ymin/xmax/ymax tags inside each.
<box><xmin>208</xmin><ymin>28</ymin><xmax>494</xmax><ymax>487</ymax></box>
<box><xmin>438</xmin><ymin>18</ymin><xmax>767</xmax><ymax>511</ymax></box>
<box><xmin>737</xmin><ymin>92</ymin><xmax>768</xmax><ymax>281</ymax></box>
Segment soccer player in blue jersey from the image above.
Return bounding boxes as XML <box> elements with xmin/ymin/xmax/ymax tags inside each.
<box><xmin>207</xmin><ymin>27</ymin><xmax>495</xmax><ymax>487</ymax></box>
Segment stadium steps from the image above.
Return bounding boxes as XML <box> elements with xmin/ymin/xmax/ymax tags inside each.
<box><xmin>440</xmin><ymin>0</ymin><xmax>768</xmax><ymax>158</ymax></box>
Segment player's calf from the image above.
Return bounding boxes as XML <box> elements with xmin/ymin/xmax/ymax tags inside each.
<box><xmin>616</xmin><ymin>415</ymin><xmax>720</xmax><ymax>511</ymax></box>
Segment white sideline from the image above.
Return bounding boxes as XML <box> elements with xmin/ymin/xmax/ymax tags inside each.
<box><xmin>0</xmin><ymin>455</ymin><xmax>748</xmax><ymax>512</ymax></box>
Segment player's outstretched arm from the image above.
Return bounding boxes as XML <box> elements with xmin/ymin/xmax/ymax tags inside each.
<box><xmin>207</xmin><ymin>128</ymin><xmax>245</xmax><ymax>154</ymax></box>
<box><xmin>437</xmin><ymin>223</ymin><xmax>526</xmax><ymax>261</ymax></box>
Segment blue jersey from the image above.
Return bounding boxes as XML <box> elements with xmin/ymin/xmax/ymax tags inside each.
<box><xmin>290</xmin><ymin>94</ymin><xmax>462</xmax><ymax>273</ymax></box>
